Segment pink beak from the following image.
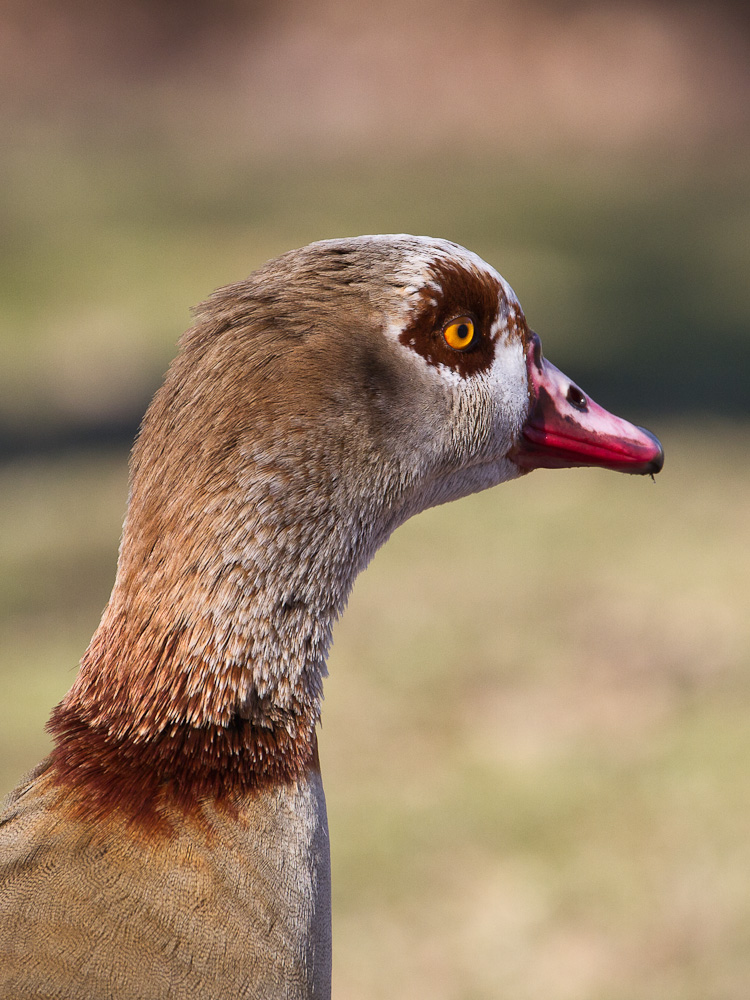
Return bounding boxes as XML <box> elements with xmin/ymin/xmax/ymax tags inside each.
<box><xmin>512</xmin><ymin>332</ymin><xmax>664</xmax><ymax>476</ymax></box>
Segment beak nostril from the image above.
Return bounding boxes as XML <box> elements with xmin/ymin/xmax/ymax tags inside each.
<box><xmin>528</xmin><ymin>332</ymin><xmax>543</xmax><ymax>372</ymax></box>
<box><xmin>566</xmin><ymin>384</ymin><xmax>588</xmax><ymax>412</ymax></box>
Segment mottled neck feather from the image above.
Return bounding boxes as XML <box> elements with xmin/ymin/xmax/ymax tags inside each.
<box><xmin>48</xmin><ymin>271</ymin><xmax>409</xmax><ymax>823</ymax></box>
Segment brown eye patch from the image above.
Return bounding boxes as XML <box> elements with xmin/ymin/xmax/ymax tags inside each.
<box><xmin>397</xmin><ymin>258</ymin><xmax>506</xmax><ymax>378</ymax></box>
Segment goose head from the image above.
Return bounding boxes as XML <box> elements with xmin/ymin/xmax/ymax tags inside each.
<box><xmin>181</xmin><ymin>234</ymin><xmax>661</xmax><ymax>522</ymax></box>
<box><xmin>168</xmin><ymin>232</ymin><xmax>661</xmax><ymax>510</ymax></box>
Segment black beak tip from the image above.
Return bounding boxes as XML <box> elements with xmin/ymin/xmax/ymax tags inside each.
<box><xmin>640</xmin><ymin>427</ymin><xmax>665</xmax><ymax>475</ymax></box>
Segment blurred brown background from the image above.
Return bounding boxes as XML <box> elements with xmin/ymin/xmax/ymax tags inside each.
<box><xmin>1</xmin><ymin>2</ymin><xmax>749</xmax><ymax>998</ymax></box>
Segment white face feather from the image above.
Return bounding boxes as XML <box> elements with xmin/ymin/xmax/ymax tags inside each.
<box><xmin>404</xmin><ymin>337</ymin><xmax>529</xmax><ymax>514</ymax></box>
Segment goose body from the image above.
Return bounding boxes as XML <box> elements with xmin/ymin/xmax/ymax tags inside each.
<box><xmin>0</xmin><ymin>236</ymin><xmax>663</xmax><ymax>998</ymax></box>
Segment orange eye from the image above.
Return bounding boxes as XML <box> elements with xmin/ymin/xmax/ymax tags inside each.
<box><xmin>443</xmin><ymin>317</ymin><xmax>476</xmax><ymax>351</ymax></box>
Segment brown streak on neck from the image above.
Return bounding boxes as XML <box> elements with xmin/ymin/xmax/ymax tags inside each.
<box><xmin>47</xmin><ymin>700</ymin><xmax>318</xmax><ymax>834</ymax></box>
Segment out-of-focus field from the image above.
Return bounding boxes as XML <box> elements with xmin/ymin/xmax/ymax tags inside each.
<box><xmin>1</xmin><ymin>424</ymin><xmax>749</xmax><ymax>999</ymax></box>
<box><xmin>2</xmin><ymin>3</ymin><xmax>749</xmax><ymax>997</ymax></box>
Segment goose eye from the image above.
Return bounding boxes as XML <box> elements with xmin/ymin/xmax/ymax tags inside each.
<box><xmin>443</xmin><ymin>317</ymin><xmax>476</xmax><ymax>351</ymax></box>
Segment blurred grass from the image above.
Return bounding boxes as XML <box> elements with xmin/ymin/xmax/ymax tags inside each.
<box><xmin>1</xmin><ymin>424</ymin><xmax>749</xmax><ymax>999</ymax></box>
<box><xmin>1</xmin><ymin>5</ymin><xmax>748</xmax><ymax>996</ymax></box>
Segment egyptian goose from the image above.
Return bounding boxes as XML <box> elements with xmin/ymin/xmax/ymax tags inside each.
<box><xmin>0</xmin><ymin>236</ymin><xmax>663</xmax><ymax>999</ymax></box>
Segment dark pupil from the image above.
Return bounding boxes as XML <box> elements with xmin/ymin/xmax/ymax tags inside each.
<box><xmin>457</xmin><ymin>323</ymin><xmax>469</xmax><ymax>340</ymax></box>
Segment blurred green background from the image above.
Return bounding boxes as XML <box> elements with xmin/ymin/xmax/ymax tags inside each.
<box><xmin>1</xmin><ymin>2</ymin><xmax>749</xmax><ymax>997</ymax></box>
